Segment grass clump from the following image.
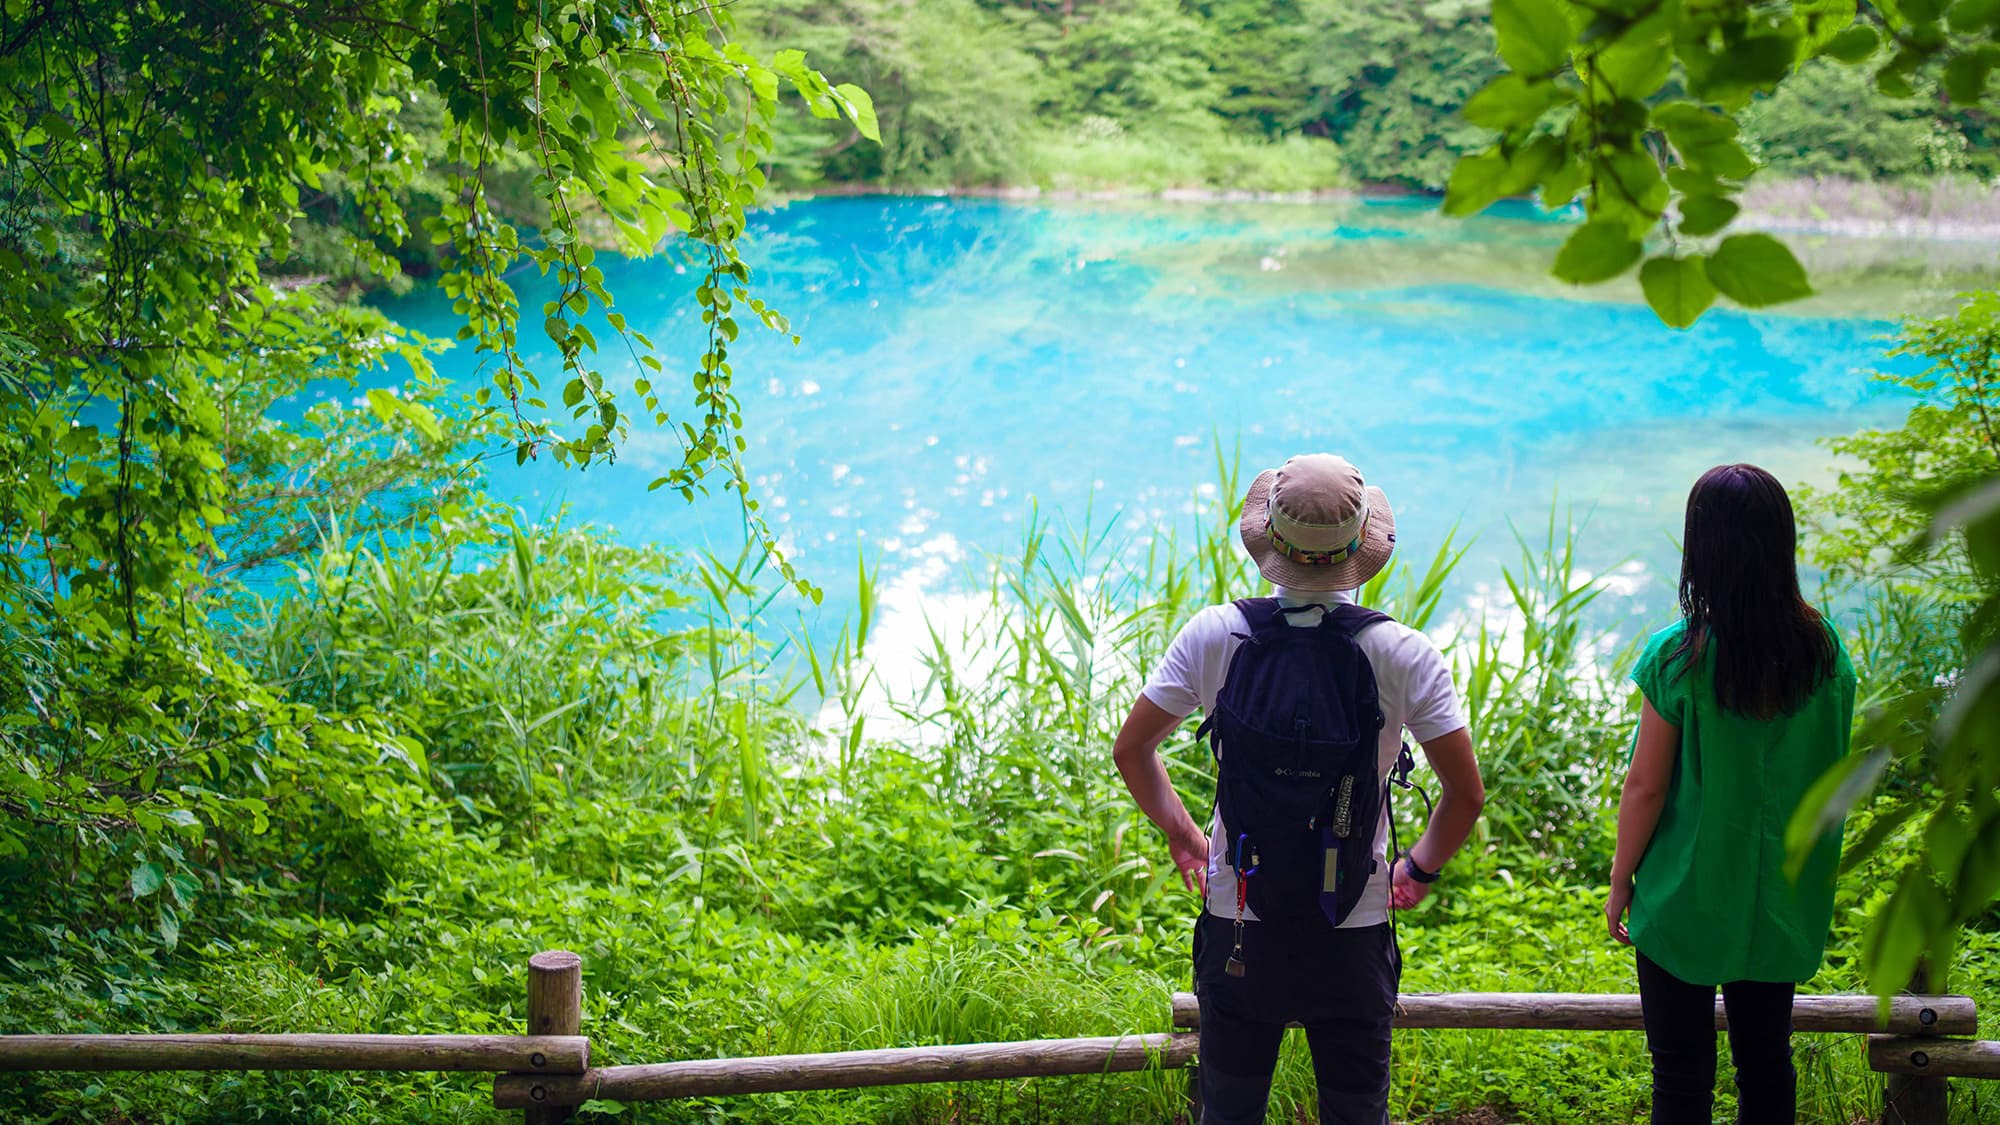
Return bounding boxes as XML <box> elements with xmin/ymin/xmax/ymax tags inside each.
<box><xmin>1025</xmin><ymin>120</ymin><xmax>1350</xmax><ymax>196</ymax></box>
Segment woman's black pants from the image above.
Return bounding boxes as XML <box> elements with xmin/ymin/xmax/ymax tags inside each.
<box><xmin>1636</xmin><ymin>950</ymin><xmax>1798</xmax><ymax>1124</ymax></box>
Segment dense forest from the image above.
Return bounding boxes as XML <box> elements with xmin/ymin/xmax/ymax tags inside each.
<box><xmin>4</xmin><ymin>0</ymin><xmax>2000</xmax><ymax>1121</ymax></box>
<box><xmin>734</xmin><ymin>0</ymin><xmax>2000</xmax><ymax>192</ymax></box>
<box><xmin>272</xmin><ymin>0</ymin><xmax>2000</xmax><ymax>290</ymax></box>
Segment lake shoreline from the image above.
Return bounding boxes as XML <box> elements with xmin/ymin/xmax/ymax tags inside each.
<box><xmin>784</xmin><ymin>178</ymin><xmax>2000</xmax><ymax>243</ymax></box>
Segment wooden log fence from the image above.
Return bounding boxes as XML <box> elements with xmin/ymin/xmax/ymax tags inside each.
<box><xmin>0</xmin><ymin>949</ymin><xmax>1993</xmax><ymax>1123</ymax></box>
<box><xmin>525</xmin><ymin>951</ymin><xmax>584</xmax><ymax>1125</ymax></box>
<box><xmin>1870</xmin><ymin>1037</ymin><xmax>2000</xmax><ymax>1078</ymax></box>
<box><xmin>1166</xmin><ymin>990</ymin><xmax>1980</xmax><ymax>1036</ymax></box>
<box><xmin>492</xmin><ymin>1033</ymin><xmax>1201</xmax><ymax>1110</ymax></box>
<box><xmin>0</xmin><ymin>1034</ymin><xmax>588</xmax><ymax>1073</ymax></box>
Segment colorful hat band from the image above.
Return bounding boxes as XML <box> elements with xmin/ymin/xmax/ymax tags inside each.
<box><xmin>1266</xmin><ymin>510</ymin><xmax>1367</xmax><ymax>566</ymax></box>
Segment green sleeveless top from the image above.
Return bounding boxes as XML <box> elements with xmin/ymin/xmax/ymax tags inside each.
<box><xmin>1627</xmin><ymin>619</ymin><xmax>1856</xmax><ymax>986</ymax></box>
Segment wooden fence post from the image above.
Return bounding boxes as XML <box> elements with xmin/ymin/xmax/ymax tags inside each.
<box><xmin>1881</xmin><ymin>960</ymin><xmax>1949</xmax><ymax>1125</ymax></box>
<box><xmin>525</xmin><ymin>951</ymin><xmax>582</xmax><ymax>1125</ymax></box>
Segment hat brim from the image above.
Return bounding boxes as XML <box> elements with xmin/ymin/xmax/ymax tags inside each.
<box><xmin>1238</xmin><ymin>469</ymin><xmax>1396</xmax><ymax>592</ymax></box>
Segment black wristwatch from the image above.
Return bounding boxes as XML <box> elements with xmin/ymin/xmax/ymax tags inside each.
<box><xmin>1400</xmin><ymin>852</ymin><xmax>1440</xmax><ymax>884</ymax></box>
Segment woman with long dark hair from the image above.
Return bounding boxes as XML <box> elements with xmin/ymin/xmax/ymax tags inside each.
<box><xmin>1605</xmin><ymin>464</ymin><xmax>1856</xmax><ymax>1124</ymax></box>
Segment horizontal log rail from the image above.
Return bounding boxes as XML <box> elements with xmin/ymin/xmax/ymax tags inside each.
<box><xmin>491</xmin><ymin>1033</ymin><xmax>1198</xmax><ymax>1110</ymax></box>
<box><xmin>1870</xmin><ymin>1036</ymin><xmax>2000</xmax><ymax>1078</ymax></box>
<box><xmin>3</xmin><ymin>948</ymin><xmax>1990</xmax><ymax>1125</ymax></box>
<box><xmin>0</xmin><ymin>1034</ymin><xmax>589</xmax><ymax>1073</ymax></box>
<box><xmin>1169</xmin><ymin>991</ymin><xmax>1978</xmax><ymax>1036</ymax></box>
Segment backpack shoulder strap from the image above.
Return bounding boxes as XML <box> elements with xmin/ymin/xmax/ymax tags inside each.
<box><xmin>1232</xmin><ymin>596</ymin><xmax>1287</xmax><ymax>637</ymax></box>
<box><xmin>1322</xmin><ymin>602</ymin><xmax>1393</xmax><ymax>638</ymax></box>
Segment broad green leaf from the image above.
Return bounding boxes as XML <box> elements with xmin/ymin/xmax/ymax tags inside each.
<box><xmin>1591</xmin><ymin>37</ymin><xmax>1673</xmax><ymax>97</ymax></box>
<box><xmin>1678</xmin><ymin>137</ymin><xmax>1757</xmax><ymax>180</ymax></box>
<box><xmin>769</xmin><ymin>48</ymin><xmax>810</xmax><ymax>81</ymax></box>
<box><xmin>1683</xmin><ymin>31</ymin><xmax>1799</xmax><ymax>106</ymax></box>
<box><xmin>1493</xmin><ymin>0</ymin><xmax>1575</xmax><ymax>75</ymax></box>
<box><xmin>1443</xmin><ymin>148</ymin><xmax>1510</xmax><ymax>216</ymax></box>
<box><xmin>1943</xmin><ymin>46</ymin><xmax>1998</xmax><ymax>104</ymax></box>
<box><xmin>1951</xmin><ymin>811</ymin><xmax>2000</xmax><ymax>924</ymax></box>
<box><xmin>398</xmin><ymin>399</ymin><xmax>443</xmax><ymax>443</ymax></box>
<box><xmin>1705</xmin><ymin>233</ymin><xmax>1814</xmax><ymax>307</ymax></box>
<box><xmin>1551</xmin><ymin>220</ymin><xmax>1642</xmax><ymax>283</ymax></box>
<box><xmin>1655</xmin><ymin>106</ymin><xmax>1756</xmax><ymax>179</ymax></box>
<box><xmin>1463</xmin><ymin>74</ymin><xmax>1566</xmax><ymax>129</ymax></box>
<box><xmin>1877</xmin><ymin>65</ymin><xmax>1918</xmax><ymax>98</ymax></box>
<box><xmin>1639</xmin><ymin>255</ymin><xmax>1717</xmax><ymax>328</ymax></box>
<box><xmin>834</xmin><ymin>83</ymin><xmax>880</xmax><ymax>143</ymax></box>
<box><xmin>1863</xmin><ymin>877</ymin><xmax>1948</xmax><ymax>998</ymax></box>
<box><xmin>1677</xmin><ymin>194</ymin><xmax>1740</xmax><ymax>237</ymax></box>
<box><xmin>1653</xmin><ymin>102</ymin><xmax>1738</xmax><ymax>145</ymax></box>
<box><xmin>1783</xmin><ymin>747</ymin><xmax>1889</xmax><ymax>880</ymax></box>
<box><xmin>1497</xmin><ymin>136</ymin><xmax>1565</xmax><ymax>194</ymax></box>
<box><xmin>1819</xmin><ymin>24</ymin><xmax>1880</xmax><ymax>61</ymax></box>
<box><xmin>746</xmin><ymin>64</ymin><xmax>778</xmax><ymax>105</ymax></box>
<box><xmin>1600</xmin><ymin>148</ymin><xmax>1670</xmax><ymax>227</ymax></box>
<box><xmin>1951</xmin><ymin>0</ymin><xmax>2000</xmax><ymax>32</ymax></box>
<box><xmin>364</xmin><ymin>388</ymin><xmax>401</xmax><ymax>425</ymax></box>
<box><xmin>131</xmin><ymin>861</ymin><xmax>164</xmax><ymax>898</ymax></box>
<box><xmin>1541</xmin><ymin>155</ymin><xmax>1589</xmax><ymax>209</ymax></box>
<box><xmin>1924</xmin><ymin>806</ymin><xmax>1974</xmax><ymax>884</ymax></box>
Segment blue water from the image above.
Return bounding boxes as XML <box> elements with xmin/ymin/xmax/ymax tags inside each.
<box><xmin>376</xmin><ymin>196</ymin><xmax>1906</xmax><ymax>638</ymax></box>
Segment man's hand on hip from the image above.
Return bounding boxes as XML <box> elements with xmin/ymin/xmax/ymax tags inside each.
<box><xmin>1169</xmin><ymin>821</ymin><xmax>1210</xmax><ymax>895</ymax></box>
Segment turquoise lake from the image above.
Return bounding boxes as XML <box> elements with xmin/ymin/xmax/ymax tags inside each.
<box><xmin>377</xmin><ymin>195</ymin><xmax>1916</xmax><ymax>647</ymax></box>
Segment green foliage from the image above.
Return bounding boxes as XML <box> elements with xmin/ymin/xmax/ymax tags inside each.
<box><xmin>1024</xmin><ymin>126</ymin><xmax>1349</xmax><ymax>193</ymax></box>
<box><xmin>0</xmin><ymin>0</ymin><xmax>865</xmax><ymax>1005</ymax></box>
<box><xmin>1046</xmin><ymin>0</ymin><xmax>1222</xmax><ymax>126</ymax></box>
<box><xmin>1446</xmin><ymin>0</ymin><xmax>1999</xmax><ymax>323</ymax></box>
<box><xmin>1741</xmin><ymin>58</ymin><xmax>1990</xmax><ymax>183</ymax></box>
<box><xmin>0</xmin><ymin>286</ymin><xmax>492</xmax><ymax>948</ymax></box>
<box><xmin>1788</xmin><ymin>293</ymin><xmax>2000</xmax><ymax>998</ymax></box>
<box><xmin>742</xmin><ymin>0</ymin><xmax>1042</xmax><ymax>187</ymax></box>
<box><xmin>6</xmin><ymin>483</ymin><xmax>1995</xmax><ymax>1122</ymax></box>
<box><xmin>736</xmin><ymin>0</ymin><xmax>1987</xmax><ymax>194</ymax></box>
<box><xmin>1290</xmin><ymin>0</ymin><xmax>1504</xmax><ymax>189</ymax></box>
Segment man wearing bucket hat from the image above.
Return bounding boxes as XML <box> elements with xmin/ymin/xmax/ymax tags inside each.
<box><xmin>1113</xmin><ymin>453</ymin><xmax>1486</xmax><ymax>1125</ymax></box>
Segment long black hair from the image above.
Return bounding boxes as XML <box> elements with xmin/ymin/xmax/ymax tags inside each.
<box><xmin>1669</xmin><ymin>464</ymin><xmax>1835</xmax><ymax>719</ymax></box>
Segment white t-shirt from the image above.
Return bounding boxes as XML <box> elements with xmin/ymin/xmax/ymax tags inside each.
<box><xmin>1140</xmin><ymin>587</ymin><xmax>1467</xmax><ymax>928</ymax></box>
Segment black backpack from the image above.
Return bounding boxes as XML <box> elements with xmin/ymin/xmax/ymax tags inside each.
<box><xmin>1199</xmin><ymin>597</ymin><xmax>1390</xmax><ymax>927</ymax></box>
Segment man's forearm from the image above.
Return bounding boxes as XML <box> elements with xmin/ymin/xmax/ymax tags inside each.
<box><xmin>1116</xmin><ymin>751</ymin><xmax>1200</xmax><ymax>840</ymax></box>
<box><xmin>1409</xmin><ymin>787</ymin><xmax>1483</xmax><ymax>873</ymax></box>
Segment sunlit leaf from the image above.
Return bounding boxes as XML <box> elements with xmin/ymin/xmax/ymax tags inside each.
<box><xmin>1705</xmin><ymin>233</ymin><xmax>1813</xmax><ymax>307</ymax></box>
<box><xmin>1639</xmin><ymin>255</ymin><xmax>1717</xmax><ymax>328</ymax></box>
<box><xmin>1493</xmin><ymin>0</ymin><xmax>1575</xmax><ymax>75</ymax></box>
<box><xmin>1551</xmin><ymin>220</ymin><xmax>1642</xmax><ymax>283</ymax></box>
<box><xmin>1676</xmin><ymin>194</ymin><xmax>1739</xmax><ymax>237</ymax></box>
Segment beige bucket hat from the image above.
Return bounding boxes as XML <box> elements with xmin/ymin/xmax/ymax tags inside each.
<box><xmin>1239</xmin><ymin>454</ymin><xmax>1396</xmax><ymax>591</ymax></box>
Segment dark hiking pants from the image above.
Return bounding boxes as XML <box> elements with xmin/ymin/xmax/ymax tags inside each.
<box><xmin>1637</xmin><ymin>950</ymin><xmax>1798</xmax><ymax>1125</ymax></box>
<box><xmin>1192</xmin><ymin>912</ymin><xmax>1396</xmax><ymax>1125</ymax></box>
